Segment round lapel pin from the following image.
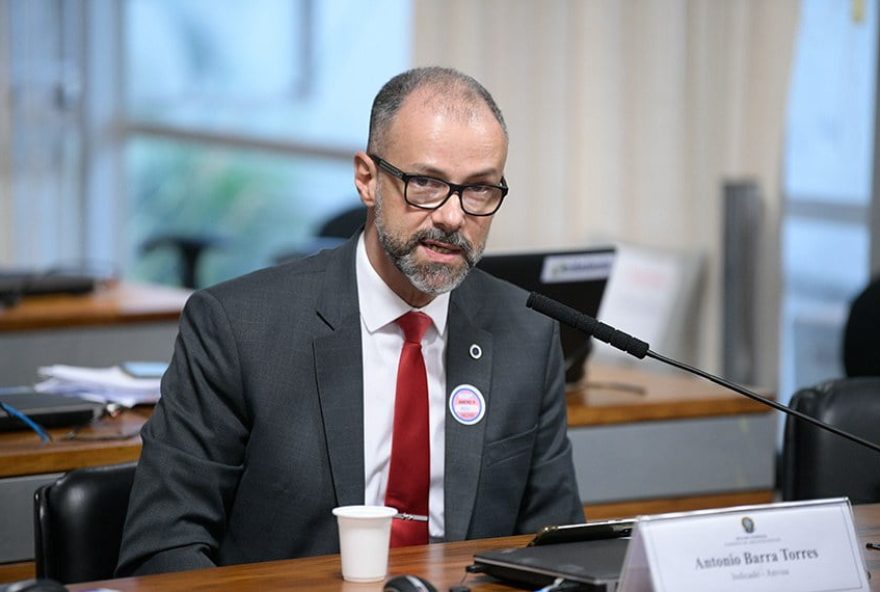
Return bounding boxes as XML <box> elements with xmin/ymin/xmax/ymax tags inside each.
<box><xmin>448</xmin><ymin>384</ymin><xmax>486</xmax><ymax>425</ymax></box>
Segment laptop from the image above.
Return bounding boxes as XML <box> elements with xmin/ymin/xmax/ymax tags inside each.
<box><xmin>477</xmin><ymin>247</ymin><xmax>615</xmax><ymax>384</ymax></box>
<box><xmin>472</xmin><ymin>537</ymin><xmax>629</xmax><ymax>591</ymax></box>
<box><xmin>0</xmin><ymin>388</ymin><xmax>104</xmax><ymax>431</ymax></box>
<box><xmin>0</xmin><ymin>270</ymin><xmax>97</xmax><ymax>307</ymax></box>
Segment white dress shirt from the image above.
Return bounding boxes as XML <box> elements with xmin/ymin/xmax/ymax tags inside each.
<box><xmin>356</xmin><ymin>233</ymin><xmax>449</xmax><ymax>539</ymax></box>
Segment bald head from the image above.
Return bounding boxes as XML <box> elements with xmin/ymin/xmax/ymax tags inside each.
<box><xmin>367</xmin><ymin>67</ymin><xmax>508</xmax><ymax>154</ymax></box>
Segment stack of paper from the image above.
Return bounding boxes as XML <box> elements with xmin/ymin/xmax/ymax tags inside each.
<box><xmin>36</xmin><ymin>365</ymin><xmax>162</xmax><ymax>407</ymax></box>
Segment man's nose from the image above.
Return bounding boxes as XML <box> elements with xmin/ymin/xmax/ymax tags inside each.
<box><xmin>430</xmin><ymin>190</ymin><xmax>466</xmax><ymax>231</ymax></box>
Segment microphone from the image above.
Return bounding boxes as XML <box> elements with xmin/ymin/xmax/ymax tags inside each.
<box><xmin>526</xmin><ymin>291</ymin><xmax>880</xmax><ymax>455</ymax></box>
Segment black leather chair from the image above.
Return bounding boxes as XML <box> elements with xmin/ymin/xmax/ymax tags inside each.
<box><xmin>33</xmin><ymin>462</ymin><xmax>137</xmax><ymax>584</ymax></box>
<box><xmin>780</xmin><ymin>377</ymin><xmax>880</xmax><ymax>503</ymax></box>
<box><xmin>843</xmin><ymin>275</ymin><xmax>880</xmax><ymax>377</ymax></box>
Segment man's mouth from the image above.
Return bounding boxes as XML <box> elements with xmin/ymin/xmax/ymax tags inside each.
<box><xmin>421</xmin><ymin>239</ymin><xmax>463</xmax><ymax>256</ymax></box>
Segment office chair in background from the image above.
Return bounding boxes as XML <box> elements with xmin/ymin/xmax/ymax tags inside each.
<box><xmin>780</xmin><ymin>377</ymin><xmax>880</xmax><ymax>504</ymax></box>
<box><xmin>33</xmin><ymin>463</ymin><xmax>137</xmax><ymax>584</ymax></box>
<box><xmin>842</xmin><ymin>275</ymin><xmax>880</xmax><ymax>377</ymax></box>
<box><xmin>140</xmin><ymin>234</ymin><xmax>227</xmax><ymax>289</ymax></box>
<box><xmin>315</xmin><ymin>204</ymin><xmax>366</xmax><ymax>239</ymax></box>
<box><xmin>274</xmin><ymin>204</ymin><xmax>366</xmax><ymax>264</ymax></box>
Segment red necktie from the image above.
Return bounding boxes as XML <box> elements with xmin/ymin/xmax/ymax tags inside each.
<box><xmin>385</xmin><ymin>311</ymin><xmax>431</xmax><ymax>547</ymax></box>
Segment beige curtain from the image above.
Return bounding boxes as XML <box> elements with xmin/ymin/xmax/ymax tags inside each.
<box><xmin>413</xmin><ymin>0</ymin><xmax>799</xmax><ymax>385</ymax></box>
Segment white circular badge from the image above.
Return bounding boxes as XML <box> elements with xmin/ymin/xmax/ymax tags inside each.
<box><xmin>448</xmin><ymin>384</ymin><xmax>486</xmax><ymax>425</ymax></box>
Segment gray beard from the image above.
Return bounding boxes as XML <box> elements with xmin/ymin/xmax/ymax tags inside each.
<box><xmin>374</xmin><ymin>192</ymin><xmax>484</xmax><ymax>295</ymax></box>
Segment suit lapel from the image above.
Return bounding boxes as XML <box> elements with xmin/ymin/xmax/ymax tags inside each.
<box><xmin>444</xmin><ymin>282</ymin><xmax>492</xmax><ymax>540</ymax></box>
<box><xmin>313</xmin><ymin>237</ymin><xmax>365</xmax><ymax>507</ymax></box>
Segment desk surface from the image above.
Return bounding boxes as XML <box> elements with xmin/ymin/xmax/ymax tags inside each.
<box><xmin>0</xmin><ymin>282</ymin><xmax>190</xmax><ymax>332</ymax></box>
<box><xmin>66</xmin><ymin>503</ymin><xmax>880</xmax><ymax>591</ymax></box>
<box><xmin>0</xmin><ymin>283</ymin><xmax>765</xmax><ymax>424</ymax></box>
<box><xmin>0</xmin><ymin>408</ymin><xmax>148</xmax><ymax>478</ymax></box>
<box><xmin>0</xmin><ymin>360</ymin><xmax>771</xmax><ymax>478</ymax></box>
<box><xmin>0</xmin><ymin>363</ymin><xmax>777</xmax><ymax>581</ymax></box>
<box><xmin>568</xmin><ymin>360</ymin><xmax>773</xmax><ymax>426</ymax></box>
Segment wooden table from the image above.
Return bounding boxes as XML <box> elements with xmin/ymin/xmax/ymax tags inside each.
<box><xmin>0</xmin><ymin>408</ymin><xmax>149</xmax><ymax>480</ymax></box>
<box><xmin>0</xmin><ymin>360</ymin><xmax>773</xmax><ymax>481</ymax></box>
<box><xmin>568</xmin><ymin>361</ymin><xmax>776</xmax><ymax>520</ymax></box>
<box><xmin>0</xmin><ymin>359</ymin><xmax>777</xmax><ymax>581</ymax></box>
<box><xmin>0</xmin><ymin>281</ymin><xmax>189</xmax><ymax>578</ymax></box>
<box><xmin>0</xmin><ymin>280</ymin><xmax>188</xmax><ymax>479</ymax></box>
<box><xmin>0</xmin><ymin>281</ymin><xmax>190</xmax><ymax>387</ymax></box>
<box><xmin>0</xmin><ymin>281</ymin><xmax>190</xmax><ymax>332</ymax></box>
<box><xmin>567</xmin><ymin>361</ymin><xmax>772</xmax><ymax>426</ymax></box>
<box><xmin>65</xmin><ymin>503</ymin><xmax>880</xmax><ymax>591</ymax></box>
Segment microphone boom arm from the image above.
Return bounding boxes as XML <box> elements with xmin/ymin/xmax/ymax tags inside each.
<box><xmin>646</xmin><ymin>350</ymin><xmax>880</xmax><ymax>455</ymax></box>
<box><xmin>526</xmin><ymin>291</ymin><xmax>880</xmax><ymax>455</ymax></box>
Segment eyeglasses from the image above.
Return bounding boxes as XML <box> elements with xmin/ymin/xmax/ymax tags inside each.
<box><xmin>369</xmin><ymin>154</ymin><xmax>508</xmax><ymax>217</ymax></box>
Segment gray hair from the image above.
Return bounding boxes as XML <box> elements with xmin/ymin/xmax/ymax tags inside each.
<box><xmin>366</xmin><ymin>67</ymin><xmax>508</xmax><ymax>153</ymax></box>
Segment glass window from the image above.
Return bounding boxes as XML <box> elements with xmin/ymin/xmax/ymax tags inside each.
<box><xmin>780</xmin><ymin>0</ymin><xmax>877</xmax><ymax>401</ymax></box>
<box><xmin>784</xmin><ymin>0</ymin><xmax>877</xmax><ymax>203</ymax></box>
<box><xmin>123</xmin><ymin>0</ymin><xmax>411</xmax><ymax>287</ymax></box>
<box><xmin>127</xmin><ymin>138</ymin><xmax>360</xmax><ymax>288</ymax></box>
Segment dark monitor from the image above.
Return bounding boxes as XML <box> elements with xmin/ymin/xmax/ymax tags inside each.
<box><xmin>0</xmin><ymin>388</ymin><xmax>104</xmax><ymax>431</ymax></box>
<box><xmin>477</xmin><ymin>247</ymin><xmax>615</xmax><ymax>384</ymax></box>
<box><xmin>0</xmin><ymin>269</ymin><xmax>96</xmax><ymax>308</ymax></box>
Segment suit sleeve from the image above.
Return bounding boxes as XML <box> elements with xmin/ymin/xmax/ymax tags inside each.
<box><xmin>116</xmin><ymin>289</ymin><xmax>250</xmax><ymax>576</ymax></box>
<box><xmin>515</xmin><ymin>321</ymin><xmax>585</xmax><ymax>531</ymax></box>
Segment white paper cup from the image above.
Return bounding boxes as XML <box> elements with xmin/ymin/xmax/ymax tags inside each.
<box><xmin>332</xmin><ymin>505</ymin><xmax>397</xmax><ymax>582</ymax></box>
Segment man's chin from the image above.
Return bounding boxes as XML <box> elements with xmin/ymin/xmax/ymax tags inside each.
<box><xmin>406</xmin><ymin>262</ymin><xmax>470</xmax><ymax>295</ymax></box>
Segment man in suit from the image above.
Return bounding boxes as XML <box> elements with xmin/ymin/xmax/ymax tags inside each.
<box><xmin>116</xmin><ymin>66</ymin><xmax>583</xmax><ymax>576</ymax></box>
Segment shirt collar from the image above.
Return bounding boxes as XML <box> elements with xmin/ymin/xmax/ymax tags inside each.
<box><xmin>356</xmin><ymin>232</ymin><xmax>450</xmax><ymax>336</ymax></box>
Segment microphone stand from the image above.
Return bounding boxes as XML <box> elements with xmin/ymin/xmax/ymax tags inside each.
<box><xmin>646</xmin><ymin>350</ymin><xmax>880</xmax><ymax>454</ymax></box>
<box><xmin>527</xmin><ymin>291</ymin><xmax>880</xmax><ymax>455</ymax></box>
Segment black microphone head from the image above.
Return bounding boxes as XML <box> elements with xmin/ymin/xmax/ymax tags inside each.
<box><xmin>527</xmin><ymin>292</ymin><xmax>596</xmax><ymax>334</ymax></box>
<box><xmin>527</xmin><ymin>292</ymin><xmax>649</xmax><ymax>359</ymax></box>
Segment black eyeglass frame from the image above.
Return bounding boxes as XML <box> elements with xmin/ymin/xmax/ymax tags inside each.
<box><xmin>368</xmin><ymin>154</ymin><xmax>508</xmax><ymax>217</ymax></box>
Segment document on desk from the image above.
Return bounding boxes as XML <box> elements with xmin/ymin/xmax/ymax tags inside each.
<box><xmin>35</xmin><ymin>364</ymin><xmax>161</xmax><ymax>407</ymax></box>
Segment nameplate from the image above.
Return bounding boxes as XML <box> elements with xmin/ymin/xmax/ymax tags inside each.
<box><xmin>617</xmin><ymin>498</ymin><xmax>869</xmax><ymax>592</ymax></box>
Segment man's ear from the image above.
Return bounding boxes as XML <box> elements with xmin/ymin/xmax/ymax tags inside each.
<box><xmin>353</xmin><ymin>151</ymin><xmax>377</xmax><ymax>207</ymax></box>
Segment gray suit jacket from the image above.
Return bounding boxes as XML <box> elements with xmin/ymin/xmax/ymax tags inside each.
<box><xmin>116</xmin><ymin>235</ymin><xmax>583</xmax><ymax>576</ymax></box>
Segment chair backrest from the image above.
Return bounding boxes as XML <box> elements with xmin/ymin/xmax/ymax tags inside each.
<box><xmin>34</xmin><ymin>462</ymin><xmax>137</xmax><ymax>584</ymax></box>
<box><xmin>317</xmin><ymin>204</ymin><xmax>366</xmax><ymax>239</ymax></box>
<box><xmin>843</xmin><ymin>275</ymin><xmax>880</xmax><ymax>377</ymax></box>
<box><xmin>780</xmin><ymin>378</ymin><xmax>880</xmax><ymax>503</ymax></box>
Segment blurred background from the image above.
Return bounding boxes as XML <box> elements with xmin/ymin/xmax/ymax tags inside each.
<box><xmin>1</xmin><ymin>0</ymin><xmax>877</xmax><ymax>409</ymax></box>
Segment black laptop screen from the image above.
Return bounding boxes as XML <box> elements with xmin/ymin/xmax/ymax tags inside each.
<box><xmin>477</xmin><ymin>247</ymin><xmax>615</xmax><ymax>384</ymax></box>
